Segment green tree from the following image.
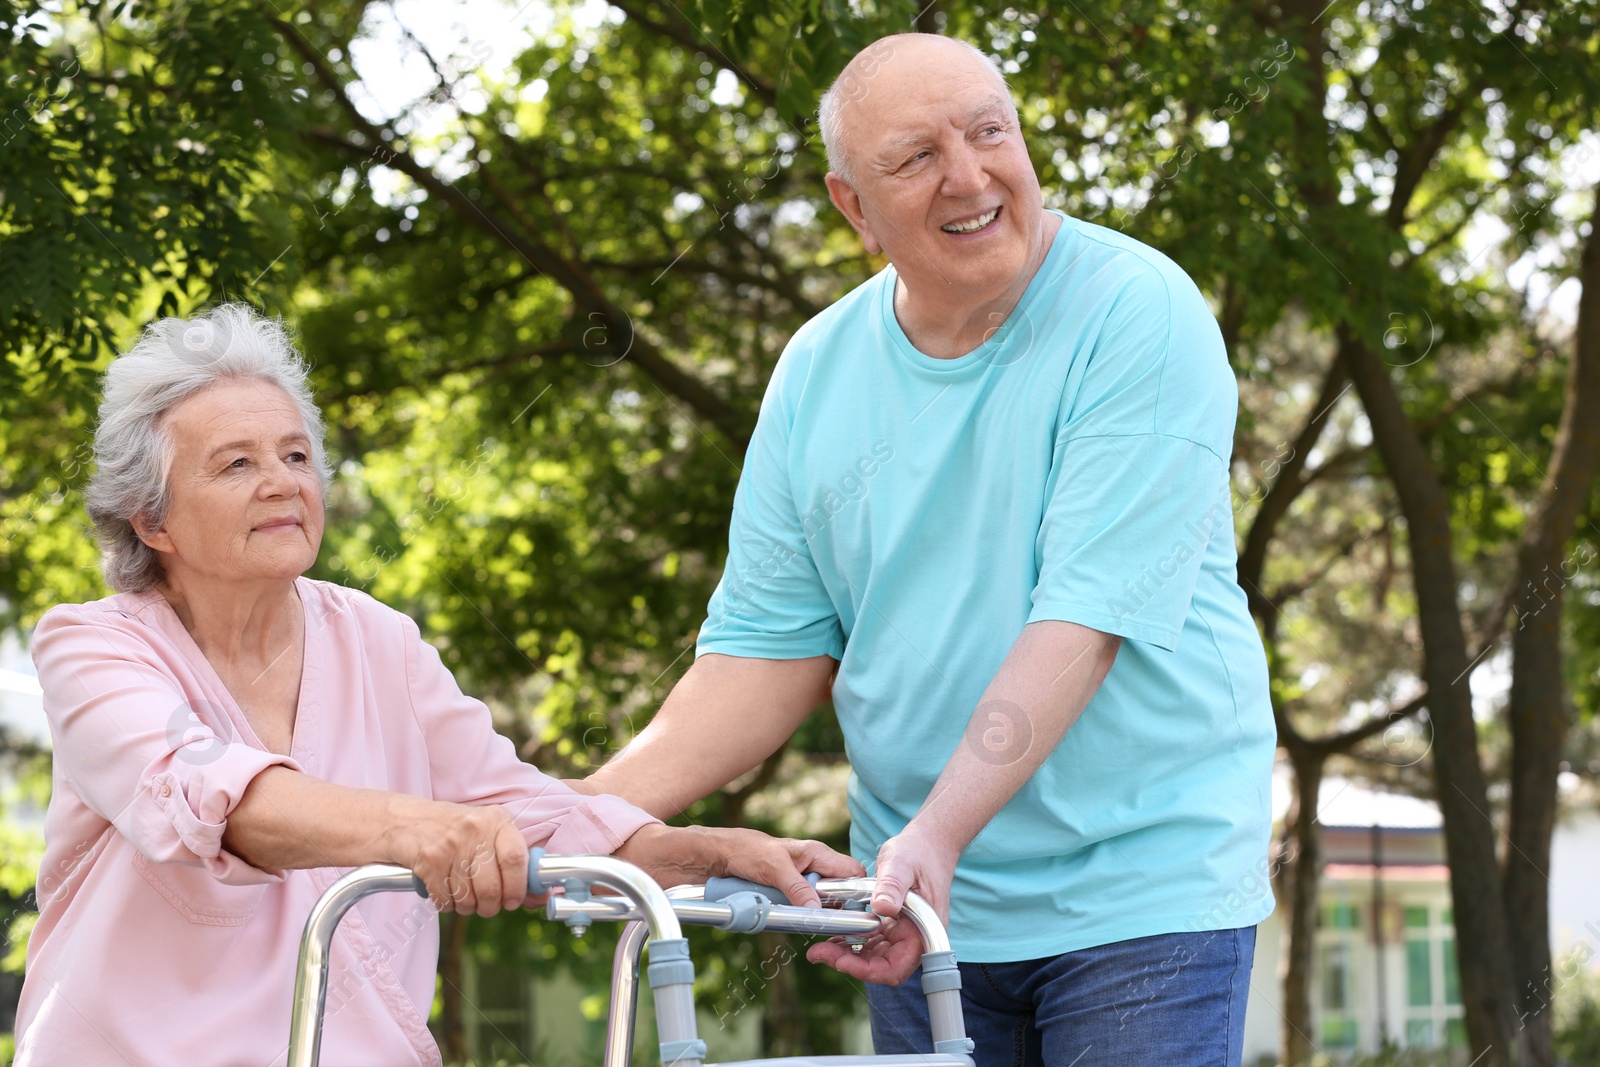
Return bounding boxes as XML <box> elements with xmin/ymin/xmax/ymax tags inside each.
<box><xmin>4</xmin><ymin>2</ymin><xmax>1599</xmax><ymax>1064</ymax></box>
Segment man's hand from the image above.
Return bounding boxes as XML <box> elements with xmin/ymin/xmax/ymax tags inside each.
<box><xmin>867</xmin><ymin>825</ymin><xmax>958</xmax><ymax>926</ymax></box>
<box><xmin>804</xmin><ymin>824</ymin><xmax>956</xmax><ymax>985</ymax></box>
<box><xmin>805</xmin><ymin>912</ymin><xmax>925</xmax><ymax>985</ymax></box>
<box><xmin>614</xmin><ymin>823</ymin><xmax>864</xmax><ymax>908</ymax></box>
<box><xmin>812</xmin><ymin>623</ymin><xmax>1120</xmax><ymax>985</ymax></box>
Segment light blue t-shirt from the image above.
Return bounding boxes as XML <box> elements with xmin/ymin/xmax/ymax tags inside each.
<box><xmin>696</xmin><ymin>210</ymin><xmax>1277</xmax><ymax>961</ymax></box>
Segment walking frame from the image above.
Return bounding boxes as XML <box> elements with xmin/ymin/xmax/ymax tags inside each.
<box><xmin>285</xmin><ymin>849</ymin><xmax>975</xmax><ymax>1067</ymax></box>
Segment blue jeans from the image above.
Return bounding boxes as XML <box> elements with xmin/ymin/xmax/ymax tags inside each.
<box><xmin>865</xmin><ymin>926</ymin><xmax>1256</xmax><ymax>1067</ymax></box>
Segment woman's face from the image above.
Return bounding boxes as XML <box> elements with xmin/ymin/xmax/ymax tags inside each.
<box><xmin>142</xmin><ymin>378</ymin><xmax>325</xmax><ymax>589</ymax></box>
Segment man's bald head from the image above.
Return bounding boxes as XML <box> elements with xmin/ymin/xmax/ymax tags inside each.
<box><xmin>818</xmin><ymin>33</ymin><xmax>1013</xmax><ymax>186</ymax></box>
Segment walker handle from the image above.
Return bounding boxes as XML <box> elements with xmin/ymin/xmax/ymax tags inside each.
<box><xmin>703</xmin><ymin>871</ymin><xmax>820</xmax><ymax>904</ymax></box>
<box><xmin>408</xmin><ymin>846</ymin><xmax>548</xmax><ymax>898</ymax></box>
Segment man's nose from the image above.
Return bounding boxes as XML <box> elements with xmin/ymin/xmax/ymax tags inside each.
<box><xmin>941</xmin><ymin>142</ymin><xmax>987</xmax><ymax>198</ymax></box>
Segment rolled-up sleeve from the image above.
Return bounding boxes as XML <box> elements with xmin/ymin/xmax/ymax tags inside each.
<box><xmin>33</xmin><ymin>604</ymin><xmax>300</xmax><ymax>885</ymax></box>
<box><xmin>399</xmin><ymin>615</ymin><xmax>660</xmax><ymax>854</ymax></box>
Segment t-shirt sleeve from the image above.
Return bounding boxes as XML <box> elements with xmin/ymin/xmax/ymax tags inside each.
<box><xmin>32</xmin><ymin>604</ymin><xmax>302</xmax><ymax>886</ymax></box>
<box><xmin>398</xmin><ymin>614</ymin><xmax>660</xmax><ymax>854</ymax></box>
<box><xmin>1028</xmin><ymin>262</ymin><xmax>1238</xmax><ymax>652</ymax></box>
<box><xmin>695</xmin><ymin>355</ymin><xmax>846</xmax><ymax>661</ymax></box>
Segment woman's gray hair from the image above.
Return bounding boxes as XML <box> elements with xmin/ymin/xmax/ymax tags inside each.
<box><xmin>86</xmin><ymin>303</ymin><xmax>332</xmax><ymax>593</ymax></box>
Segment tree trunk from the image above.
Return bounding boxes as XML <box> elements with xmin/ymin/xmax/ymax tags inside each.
<box><xmin>437</xmin><ymin>911</ymin><xmax>471</xmax><ymax>1065</ymax></box>
<box><xmin>1280</xmin><ymin>750</ymin><xmax>1324</xmax><ymax>1067</ymax></box>
<box><xmin>1342</xmin><ymin>329</ymin><xmax>1525</xmax><ymax>1065</ymax></box>
<box><xmin>758</xmin><ymin>929</ymin><xmax>805</xmax><ymax>1057</ymax></box>
<box><xmin>1502</xmin><ymin>180</ymin><xmax>1600</xmax><ymax>1067</ymax></box>
<box><xmin>1505</xmin><ymin>589</ymin><xmax>1565</xmax><ymax>1067</ymax></box>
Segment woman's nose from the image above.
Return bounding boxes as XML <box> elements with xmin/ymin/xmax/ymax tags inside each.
<box><xmin>258</xmin><ymin>457</ymin><xmax>301</xmax><ymax>497</ymax></box>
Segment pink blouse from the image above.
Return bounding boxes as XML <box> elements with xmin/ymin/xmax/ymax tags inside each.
<box><xmin>15</xmin><ymin>577</ymin><xmax>659</xmax><ymax>1066</ymax></box>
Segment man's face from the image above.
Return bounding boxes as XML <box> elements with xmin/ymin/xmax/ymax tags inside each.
<box><xmin>827</xmin><ymin>39</ymin><xmax>1045</xmax><ymax>304</ymax></box>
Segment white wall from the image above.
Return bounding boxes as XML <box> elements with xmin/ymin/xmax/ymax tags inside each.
<box><xmin>0</xmin><ymin>630</ymin><xmax>48</xmax><ymax>749</ymax></box>
<box><xmin>1549</xmin><ymin>807</ymin><xmax>1600</xmax><ymax>974</ymax></box>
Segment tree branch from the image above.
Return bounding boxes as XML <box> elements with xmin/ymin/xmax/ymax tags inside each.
<box><xmin>1319</xmin><ymin>691</ymin><xmax>1428</xmax><ymax>755</ymax></box>
<box><xmin>1347</xmin><ymin>72</ymin><xmax>1401</xmax><ymax>157</ymax></box>
<box><xmin>1266</xmin><ymin>525</ymin><xmax>1364</xmax><ymax>607</ymax></box>
<box><xmin>609</xmin><ymin>0</ymin><xmax>778</xmax><ymax>110</ymax></box>
<box><xmin>720</xmin><ymin>743</ymin><xmax>790</xmax><ymax>826</ymax></box>
<box><xmin>270</xmin><ymin>13</ymin><xmax>751</xmax><ymax>447</ymax></box>
<box><xmin>1239</xmin><ymin>354</ymin><xmax>1351</xmax><ymax>618</ymax></box>
<box><xmin>1386</xmin><ymin>78</ymin><xmax>1484</xmax><ymax>230</ymax></box>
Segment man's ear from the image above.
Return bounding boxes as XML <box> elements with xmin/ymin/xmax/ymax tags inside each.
<box><xmin>825</xmin><ymin>173</ymin><xmax>881</xmax><ymax>255</ymax></box>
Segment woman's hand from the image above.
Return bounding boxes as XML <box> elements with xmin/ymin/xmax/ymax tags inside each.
<box><xmin>613</xmin><ymin>824</ymin><xmax>864</xmax><ymax>908</ymax></box>
<box><xmin>383</xmin><ymin>798</ymin><xmax>531</xmax><ymax>917</ymax></box>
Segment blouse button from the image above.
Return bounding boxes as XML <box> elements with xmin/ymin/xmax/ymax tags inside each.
<box><xmin>158</xmin><ymin>784</ymin><xmax>172</xmax><ymax>798</ymax></box>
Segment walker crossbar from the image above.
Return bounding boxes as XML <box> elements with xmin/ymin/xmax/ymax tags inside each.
<box><xmin>285</xmin><ymin>854</ymin><xmax>973</xmax><ymax>1067</ymax></box>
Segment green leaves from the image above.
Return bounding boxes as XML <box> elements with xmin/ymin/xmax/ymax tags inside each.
<box><xmin>2</xmin><ymin>2</ymin><xmax>1598</xmax><ymax>1052</ymax></box>
<box><xmin>0</xmin><ymin>2</ymin><xmax>299</xmax><ymax>399</ymax></box>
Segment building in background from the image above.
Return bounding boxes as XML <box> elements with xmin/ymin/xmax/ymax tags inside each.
<box><xmin>1240</xmin><ymin>772</ymin><xmax>1600</xmax><ymax>1064</ymax></box>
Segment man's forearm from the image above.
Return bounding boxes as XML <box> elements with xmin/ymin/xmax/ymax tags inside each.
<box><xmin>579</xmin><ymin>652</ymin><xmax>837</xmax><ymax>819</ymax></box>
<box><xmin>908</xmin><ymin>621</ymin><xmax>1120</xmax><ymax>853</ymax></box>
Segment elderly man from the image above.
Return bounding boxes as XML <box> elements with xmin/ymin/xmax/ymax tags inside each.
<box><xmin>581</xmin><ymin>32</ymin><xmax>1274</xmax><ymax>1065</ymax></box>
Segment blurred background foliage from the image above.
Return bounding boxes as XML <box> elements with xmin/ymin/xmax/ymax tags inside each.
<box><xmin>3</xmin><ymin>0</ymin><xmax>1599</xmax><ymax>1062</ymax></box>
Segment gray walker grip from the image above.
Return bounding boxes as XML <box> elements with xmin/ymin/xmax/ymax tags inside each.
<box><xmin>704</xmin><ymin>871</ymin><xmax>821</xmax><ymax>904</ymax></box>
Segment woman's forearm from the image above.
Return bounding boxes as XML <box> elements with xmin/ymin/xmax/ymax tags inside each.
<box><xmin>222</xmin><ymin>766</ymin><xmax>420</xmax><ymax>871</ymax></box>
<box><xmin>224</xmin><ymin>766</ymin><xmax>534</xmax><ymax>916</ymax></box>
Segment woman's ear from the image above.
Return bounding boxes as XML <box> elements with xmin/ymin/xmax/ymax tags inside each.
<box><xmin>133</xmin><ymin>517</ymin><xmax>173</xmax><ymax>553</ymax></box>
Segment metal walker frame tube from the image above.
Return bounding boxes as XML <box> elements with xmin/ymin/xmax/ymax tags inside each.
<box><xmin>286</xmin><ymin>864</ymin><xmax>416</xmax><ymax>1067</ymax></box>
<box><xmin>286</xmin><ymin>853</ymin><xmax>693</xmax><ymax>1067</ymax></box>
<box><xmin>598</xmin><ymin>878</ymin><xmax>971</xmax><ymax>1067</ymax></box>
<box><xmin>286</xmin><ymin>858</ymin><xmax>973</xmax><ymax>1067</ymax></box>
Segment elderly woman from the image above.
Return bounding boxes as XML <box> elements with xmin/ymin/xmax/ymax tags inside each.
<box><xmin>14</xmin><ymin>304</ymin><xmax>861</xmax><ymax>1066</ymax></box>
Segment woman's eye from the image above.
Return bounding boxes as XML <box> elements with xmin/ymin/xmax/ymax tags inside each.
<box><xmin>287</xmin><ymin>451</ymin><xmax>309</xmax><ymax>463</ymax></box>
<box><xmin>228</xmin><ymin>457</ymin><xmax>249</xmax><ymax>470</ymax></box>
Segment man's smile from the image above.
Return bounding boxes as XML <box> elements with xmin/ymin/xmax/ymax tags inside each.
<box><xmin>941</xmin><ymin>205</ymin><xmax>1001</xmax><ymax>234</ymax></box>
